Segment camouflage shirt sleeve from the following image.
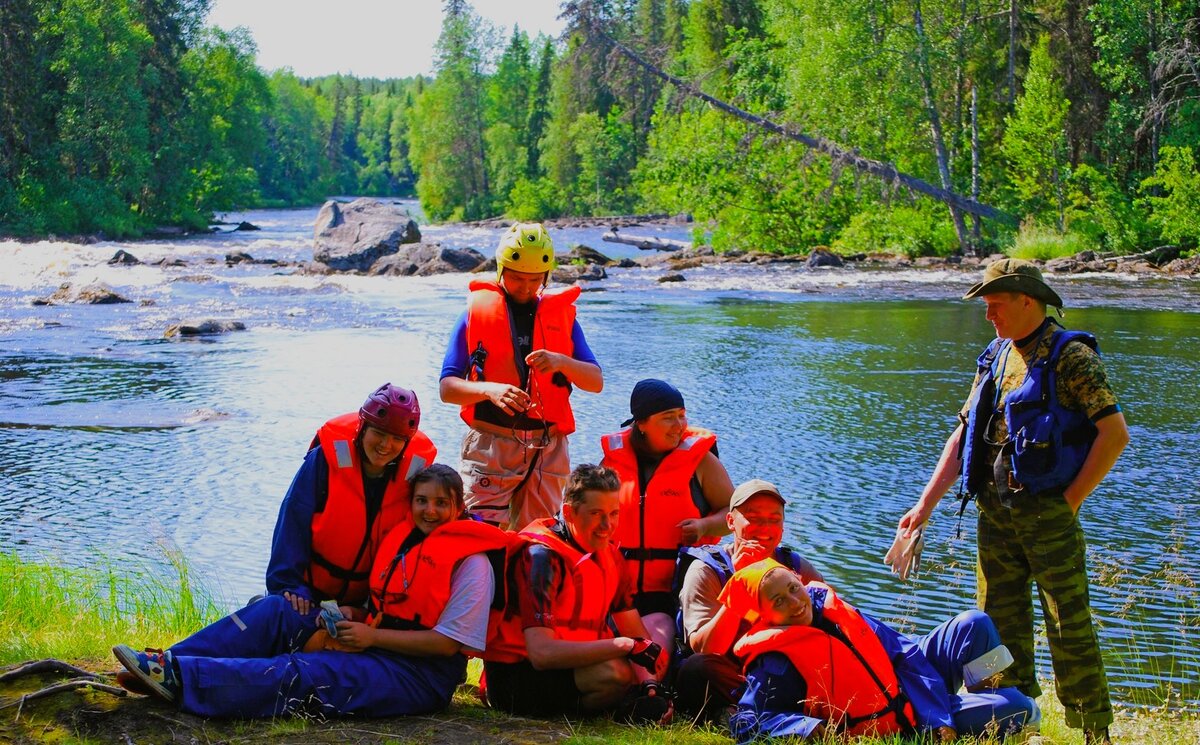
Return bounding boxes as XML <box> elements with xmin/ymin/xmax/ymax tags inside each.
<box><xmin>1055</xmin><ymin>340</ymin><xmax>1120</xmax><ymax>421</ymax></box>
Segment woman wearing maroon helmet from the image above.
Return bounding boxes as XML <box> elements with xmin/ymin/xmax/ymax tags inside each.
<box><xmin>265</xmin><ymin>383</ymin><xmax>438</xmax><ymax>616</ymax></box>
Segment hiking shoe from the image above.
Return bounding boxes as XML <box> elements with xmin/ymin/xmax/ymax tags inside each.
<box><xmin>112</xmin><ymin>645</ymin><xmax>180</xmax><ymax>702</ymax></box>
<box><xmin>1084</xmin><ymin>728</ymin><xmax>1112</xmax><ymax>745</ymax></box>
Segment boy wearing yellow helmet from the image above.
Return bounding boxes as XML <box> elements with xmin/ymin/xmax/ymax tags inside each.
<box><xmin>439</xmin><ymin>222</ymin><xmax>604</xmax><ymax>530</ymax></box>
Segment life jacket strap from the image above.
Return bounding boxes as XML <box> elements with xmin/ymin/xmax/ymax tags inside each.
<box><xmin>310</xmin><ymin>550</ymin><xmax>370</xmax><ymax>581</ymax></box>
<box><xmin>621</xmin><ymin>547</ymin><xmax>680</xmax><ymax>561</ymax></box>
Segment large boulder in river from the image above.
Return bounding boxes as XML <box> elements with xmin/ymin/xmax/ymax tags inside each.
<box><xmin>313</xmin><ymin>198</ymin><xmax>421</xmax><ymax>272</ymax></box>
<box><xmin>369</xmin><ymin>243</ymin><xmax>486</xmax><ymax>276</ymax></box>
<box><xmin>32</xmin><ymin>282</ymin><xmax>132</xmax><ymax>305</ymax></box>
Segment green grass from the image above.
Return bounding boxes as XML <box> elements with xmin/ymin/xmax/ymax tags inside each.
<box><xmin>1008</xmin><ymin>223</ymin><xmax>1095</xmax><ymax>260</ymax></box>
<box><xmin>0</xmin><ymin>550</ymin><xmax>224</xmax><ymax>666</ymax></box>
<box><xmin>2</xmin><ymin>553</ymin><xmax>1197</xmax><ymax>743</ymax></box>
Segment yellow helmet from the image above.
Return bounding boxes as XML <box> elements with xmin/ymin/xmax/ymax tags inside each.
<box><xmin>496</xmin><ymin>222</ymin><xmax>555</xmax><ymax>283</ymax></box>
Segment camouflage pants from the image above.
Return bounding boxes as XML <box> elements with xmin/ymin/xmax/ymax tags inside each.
<box><xmin>976</xmin><ymin>482</ymin><xmax>1113</xmax><ymax>731</ymax></box>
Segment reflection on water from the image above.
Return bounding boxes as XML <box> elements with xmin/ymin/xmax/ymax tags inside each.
<box><xmin>0</xmin><ymin>206</ymin><xmax>1197</xmax><ymax>710</ymax></box>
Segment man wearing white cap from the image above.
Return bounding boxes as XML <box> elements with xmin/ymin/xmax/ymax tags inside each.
<box><xmin>674</xmin><ymin>478</ymin><xmax>823</xmax><ymax>722</ymax></box>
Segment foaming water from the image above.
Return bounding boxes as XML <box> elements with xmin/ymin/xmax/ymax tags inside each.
<box><xmin>1</xmin><ymin>204</ymin><xmax>1197</xmax><ymax>710</ymax></box>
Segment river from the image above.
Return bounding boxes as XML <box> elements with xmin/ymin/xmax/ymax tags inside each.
<box><xmin>1</xmin><ymin>200</ymin><xmax>1198</xmax><ymax>710</ymax></box>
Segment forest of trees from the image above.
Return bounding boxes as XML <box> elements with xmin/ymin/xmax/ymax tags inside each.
<box><xmin>2</xmin><ymin>0</ymin><xmax>1198</xmax><ymax>257</ymax></box>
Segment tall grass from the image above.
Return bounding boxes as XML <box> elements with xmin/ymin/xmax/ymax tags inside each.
<box><xmin>0</xmin><ymin>550</ymin><xmax>223</xmax><ymax>665</ymax></box>
<box><xmin>1008</xmin><ymin>223</ymin><xmax>1094</xmax><ymax>260</ymax></box>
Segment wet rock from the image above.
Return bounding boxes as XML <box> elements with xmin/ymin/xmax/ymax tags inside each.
<box><xmin>474</xmin><ymin>257</ymin><xmax>498</xmax><ymax>275</ymax></box>
<box><xmin>1163</xmin><ymin>256</ymin><xmax>1200</xmax><ymax>275</ymax></box>
<box><xmin>313</xmin><ymin>198</ymin><xmax>422</xmax><ymax>272</ymax></box>
<box><xmin>234</xmin><ymin>221</ymin><xmax>260</xmax><ymax>231</ymax></box>
<box><xmin>562</xmin><ymin>244</ymin><xmax>613</xmax><ymax>265</ymax></box>
<box><xmin>657</xmin><ymin>273</ymin><xmax>686</xmax><ymax>283</ymax></box>
<box><xmin>225</xmin><ymin>251</ymin><xmax>254</xmax><ymax>264</ymax></box>
<box><xmin>807</xmin><ymin>248</ymin><xmax>844</xmax><ymax>268</ymax></box>
<box><xmin>1045</xmin><ymin>257</ymin><xmax>1087</xmax><ymax>273</ymax></box>
<box><xmin>552</xmin><ymin>264</ymin><xmax>607</xmax><ymax>283</ymax></box>
<box><xmin>164</xmin><ymin>319</ymin><xmax>246</xmax><ymax>338</ymax></box>
<box><xmin>668</xmin><ymin>258</ymin><xmax>705</xmax><ymax>270</ymax></box>
<box><xmin>32</xmin><ymin>282</ymin><xmax>132</xmax><ymax>306</ymax></box>
<box><xmin>615</xmin><ymin>258</ymin><xmax>638</xmax><ymax>268</ymax></box>
<box><xmin>108</xmin><ymin>249</ymin><xmax>140</xmax><ymax>265</ymax></box>
<box><xmin>369</xmin><ymin>243</ymin><xmax>486</xmax><ymax>276</ymax></box>
<box><xmin>914</xmin><ymin>256</ymin><xmax>947</xmax><ymax>268</ymax></box>
<box><xmin>152</xmin><ymin>258</ymin><xmax>188</xmax><ymax>268</ymax></box>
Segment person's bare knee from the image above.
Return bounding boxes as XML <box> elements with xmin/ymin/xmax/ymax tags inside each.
<box><xmin>575</xmin><ymin>659</ymin><xmax>634</xmax><ymax>712</ymax></box>
<box><xmin>642</xmin><ymin>612</ymin><xmax>675</xmax><ymax>678</ymax></box>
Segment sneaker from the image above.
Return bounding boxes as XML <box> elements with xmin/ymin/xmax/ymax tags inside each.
<box><xmin>114</xmin><ymin>669</ymin><xmax>153</xmax><ymax>696</ymax></box>
<box><xmin>112</xmin><ymin>645</ymin><xmax>180</xmax><ymax>703</ymax></box>
<box><xmin>1084</xmin><ymin>728</ymin><xmax>1112</xmax><ymax>744</ymax></box>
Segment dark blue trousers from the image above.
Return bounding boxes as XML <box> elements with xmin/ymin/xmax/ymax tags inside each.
<box><xmin>917</xmin><ymin>609</ymin><xmax>1040</xmax><ymax>736</ymax></box>
<box><xmin>168</xmin><ymin>595</ymin><xmax>464</xmax><ymax>718</ymax></box>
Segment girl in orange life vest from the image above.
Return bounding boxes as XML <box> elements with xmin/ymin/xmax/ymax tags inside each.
<box><xmin>112</xmin><ymin>464</ymin><xmax>509</xmax><ymax>718</ymax></box>
<box><xmin>722</xmin><ymin>560</ymin><xmax>1039</xmax><ymax>743</ymax></box>
<box><xmin>438</xmin><ymin>223</ymin><xmax>604</xmax><ymax>531</ymax></box>
<box><xmin>600</xmin><ymin>379</ymin><xmax>734</xmax><ymax>659</ymax></box>
<box><xmin>265</xmin><ymin>383</ymin><xmax>436</xmax><ymax>617</ymax></box>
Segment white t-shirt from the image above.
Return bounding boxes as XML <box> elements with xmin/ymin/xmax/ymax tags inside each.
<box><xmin>432</xmin><ymin>553</ymin><xmax>494</xmax><ymax>653</ymax></box>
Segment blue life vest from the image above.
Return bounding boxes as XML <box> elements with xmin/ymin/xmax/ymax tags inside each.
<box><xmin>962</xmin><ymin>326</ymin><xmax>1098</xmax><ymax>496</ymax></box>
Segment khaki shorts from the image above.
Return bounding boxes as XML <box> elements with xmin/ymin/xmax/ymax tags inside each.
<box><xmin>459</xmin><ymin>427</ymin><xmax>570</xmax><ymax>531</ymax></box>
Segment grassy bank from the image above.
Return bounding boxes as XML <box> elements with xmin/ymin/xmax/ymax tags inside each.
<box><xmin>1</xmin><ymin>554</ymin><xmax>1196</xmax><ymax>744</ymax></box>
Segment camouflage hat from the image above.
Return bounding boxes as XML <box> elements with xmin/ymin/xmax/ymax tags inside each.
<box><xmin>962</xmin><ymin>258</ymin><xmax>1063</xmax><ymax>308</ymax></box>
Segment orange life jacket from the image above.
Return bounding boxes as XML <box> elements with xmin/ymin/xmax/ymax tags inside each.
<box><xmin>734</xmin><ymin>582</ymin><xmax>916</xmax><ymax>738</ymax></box>
<box><xmin>306</xmin><ymin>412</ymin><xmax>437</xmax><ymax>605</ymax></box>
<box><xmin>461</xmin><ymin>280</ymin><xmax>580</xmax><ymax>435</ymax></box>
<box><xmin>601</xmin><ymin>426</ymin><xmax>719</xmax><ymax>595</ymax></box>
<box><xmin>481</xmin><ymin>518</ymin><xmax>623</xmax><ymax>663</ymax></box>
<box><xmin>368</xmin><ymin>517</ymin><xmax>511</xmax><ymax>631</ymax></box>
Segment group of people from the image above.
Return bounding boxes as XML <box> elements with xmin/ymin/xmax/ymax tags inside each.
<box><xmin>113</xmin><ymin>225</ymin><xmax>1127</xmax><ymax>744</ymax></box>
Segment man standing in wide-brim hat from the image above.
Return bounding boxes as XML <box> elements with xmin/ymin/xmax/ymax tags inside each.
<box><xmin>894</xmin><ymin>258</ymin><xmax>1129</xmax><ymax>744</ymax></box>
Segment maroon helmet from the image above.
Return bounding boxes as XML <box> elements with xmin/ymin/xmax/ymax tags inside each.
<box><xmin>359</xmin><ymin>383</ymin><xmax>420</xmax><ymax>438</ymax></box>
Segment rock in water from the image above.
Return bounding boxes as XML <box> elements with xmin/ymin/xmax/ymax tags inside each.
<box><xmin>806</xmin><ymin>248</ymin><xmax>844</xmax><ymax>268</ymax></box>
<box><xmin>164</xmin><ymin>320</ymin><xmax>247</xmax><ymax>338</ymax></box>
<box><xmin>108</xmin><ymin>250</ymin><xmax>140</xmax><ymax>265</ymax></box>
<box><xmin>32</xmin><ymin>282</ymin><xmax>132</xmax><ymax>305</ymax></box>
<box><xmin>369</xmin><ymin>243</ymin><xmax>485</xmax><ymax>276</ymax></box>
<box><xmin>313</xmin><ymin>198</ymin><xmax>422</xmax><ymax>272</ymax></box>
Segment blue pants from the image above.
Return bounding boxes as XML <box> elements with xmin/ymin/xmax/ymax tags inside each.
<box><xmin>168</xmin><ymin>595</ymin><xmax>465</xmax><ymax>718</ymax></box>
<box><xmin>918</xmin><ymin>610</ymin><xmax>1039</xmax><ymax>737</ymax></box>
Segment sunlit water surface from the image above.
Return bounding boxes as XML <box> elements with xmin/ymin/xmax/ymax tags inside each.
<box><xmin>2</xmin><ymin>201</ymin><xmax>1198</xmax><ymax>710</ymax></box>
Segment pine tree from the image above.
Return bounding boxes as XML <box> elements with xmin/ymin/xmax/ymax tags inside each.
<box><xmin>1002</xmin><ymin>35</ymin><xmax>1071</xmax><ymax>230</ymax></box>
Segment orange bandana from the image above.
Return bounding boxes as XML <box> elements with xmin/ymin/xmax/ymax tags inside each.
<box><xmin>719</xmin><ymin>557</ymin><xmax>788</xmax><ymax>625</ymax></box>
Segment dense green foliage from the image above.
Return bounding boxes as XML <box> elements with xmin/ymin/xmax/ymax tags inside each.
<box><xmin>2</xmin><ymin>0</ymin><xmax>1198</xmax><ymax>254</ymax></box>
